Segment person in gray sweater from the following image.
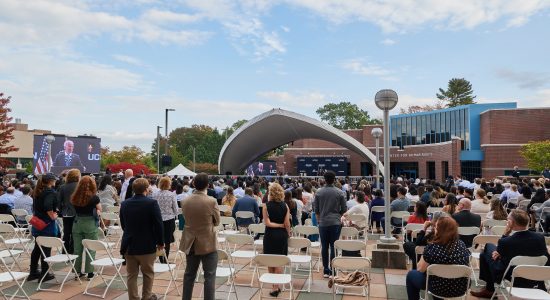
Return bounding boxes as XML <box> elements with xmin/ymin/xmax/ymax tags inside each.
<box><xmin>313</xmin><ymin>171</ymin><xmax>346</xmax><ymax>277</ymax></box>
<box><xmin>57</xmin><ymin>168</ymin><xmax>81</xmax><ymax>253</ymax></box>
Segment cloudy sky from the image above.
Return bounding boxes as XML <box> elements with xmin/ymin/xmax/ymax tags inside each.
<box><xmin>1</xmin><ymin>0</ymin><xmax>549</xmax><ymax>151</ymax></box>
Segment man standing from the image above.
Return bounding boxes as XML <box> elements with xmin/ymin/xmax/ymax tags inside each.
<box><xmin>120</xmin><ymin>178</ymin><xmax>164</xmax><ymax>300</ymax></box>
<box><xmin>471</xmin><ymin>210</ymin><xmax>549</xmax><ymax>298</ymax></box>
<box><xmin>119</xmin><ymin>169</ymin><xmax>134</xmax><ymax>201</ymax></box>
<box><xmin>452</xmin><ymin>198</ymin><xmax>481</xmax><ymax>247</ymax></box>
<box><xmin>314</xmin><ymin>171</ymin><xmax>346</xmax><ymax>278</ymax></box>
<box><xmin>511</xmin><ymin>166</ymin><xmax>521</xmax><ymax>180</ymax></box>
<box><xmin>54</xmin><ymin>140</ymin><xmax>85</xmax><ymax>170</ymax></box>
<box><xmin>180</xmin><ymin>173</ymin><xmax>220</xmax><ymax>300</ymax></box>
<box><xmin>232</xmin><ymin>187</ymin><xmax>260</xmax><ymax>228</ymax></box>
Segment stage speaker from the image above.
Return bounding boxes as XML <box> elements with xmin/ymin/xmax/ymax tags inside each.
<box><xmin>161</xmin><ymin>155</ymin><xmax>172</xmax><ymax>167</ymax></box>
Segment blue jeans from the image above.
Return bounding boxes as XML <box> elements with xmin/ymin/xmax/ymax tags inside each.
<box><xmin>318</xmin><ymin>225</ymin><xmax>341</xmax><ymax>274</ymax></box>
<box><xmin>406</xmin><ymin>270</ymin><xmax>426</xmax><ymax>300</ymax></box>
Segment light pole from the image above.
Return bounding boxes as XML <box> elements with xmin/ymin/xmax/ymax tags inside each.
<box><xmin>156</xmin><ymin>126</ymin><xmax>162</xmax><ymax>174</ymax></box>
<box><xmin>164</xmin><ymin>108</ymin><xmax>175</xmax><ymax>171</ymax></box>
<box><xmin>371</xmin><ymin>128</ymin><xmax>382</xmax><ymax>189</ymax></box>
<box><xmin>375</xmin><ymin>89</ymin><xmax>398</xmax><ymax>243</ymax></box>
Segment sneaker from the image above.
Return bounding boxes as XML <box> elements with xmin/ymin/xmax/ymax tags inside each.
<box><xmin>323</xmin><ymin>273</ymin><xmax>330</xmax><ymax>278</ymax></box>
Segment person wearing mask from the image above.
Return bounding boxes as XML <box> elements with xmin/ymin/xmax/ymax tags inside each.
<box><xmin>471</xmin><ymin>210</ymin><xmax>550</xmax><ymax>298</ymax></box>
<box><xmin>180</xmin><ymin>173</ymin><xmax>220</xmax><ymax>300</ymax></box>
<box><xmin>406</xmin><ymin>216</ymin><xmax>470</xmax><ymax>300</ymax></box>
<box><xmin>152</xmin><ymin>176</ymin><xmax>179</xmax><ymax>264</ymax></box>
<box><xmin>313</xmin><ymin>171</ymin><xmax>346</xmax><ymax>278</ymax></box>
<box><xmin>57</xmin><ymin>169</ymin><xmax>81</xmax><ymax>254</ymax></box>
<box><xmin>28</xmin><ymin>174</ymin><xmax>59</xmax><ymax>282</ymax></box>
<box><xmin>120</xmin><ymin>178</ymin><xmax>164</xmax><ymax>300</ymax></box>
<box><xmin>71</xmin><ymin>176</ymin><xmax>101</xmax><ymax>279</ymax></box>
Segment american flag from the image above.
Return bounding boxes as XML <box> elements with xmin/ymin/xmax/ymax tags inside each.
<box><xmin>34</xmin><ymin>138</ymin><xmax>52</xmax><ymax>175</ymax></box>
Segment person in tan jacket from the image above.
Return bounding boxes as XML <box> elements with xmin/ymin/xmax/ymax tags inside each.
<box><xmin>180</xmin><ymin>173</ymin><xmax>220</xmax><ymax>300</ymax></box>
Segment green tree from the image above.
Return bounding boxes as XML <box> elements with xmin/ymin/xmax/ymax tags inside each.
<box><xmin>399</xmin><ymin>100</ymin><xmax>446</xmax><ymax>114</ymax></box>
<box><xmin>436</xmin><ymin>78</ymin><xmax>477</xmax><ymax>107</ymax></box>
<box><xmin>520</xmin><ymin>140</ymin><xmax>550</xmax><ymax>173</ymax></box>
<box><xmin>221</xmin><ymin>119</ymin><xmax>248</xmax><ymax>140</ymax></box>
<box><xmin>0</xmin><ymin>93</ymin><xmax>18</xmax><ymax>167</ymax></box>
<box><xmin>316</xmin><ymin>102</ymin><xmax>381</xmax><ymax>129</ymax></box>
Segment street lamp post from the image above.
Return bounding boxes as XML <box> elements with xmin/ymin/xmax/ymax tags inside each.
<box><xmin>371</xmin><ymin>128</ymin><xmax>383</xmax><ymax>190</ymax></box>
<box><xmin>164</xmin><ymin>108</ymin><xmax>175</xmax><ymax>172</ymax></box>
<box><xmin>156</xmin><ymin>126</ymin><xmax>162</xmax><ymax>173</ymax></box>
<box><xmin>375</xmin><ymin>89</ymin><xmax>398</xmax><ymax>243</ymax></box>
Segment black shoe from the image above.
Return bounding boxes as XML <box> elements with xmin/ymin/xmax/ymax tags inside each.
<box><xmin>41</xmin><ymin>273</ymin><xmax>56</xmax><ymax>282</ymax></box>
<box><xmin>26</xmin><ymin>272</ymin><xmax>42</xmax><ymax>281</ymax></box>
<box><xmin>269</xmin><ymin>289</ymin><xmax>281</xmax><ymax>297</ymax></box>
<box><xmin>76</xmin><ymin>272</ymin><xmax>86</xmax><ymax>279</ymax></box>
<box><xmin>87</xmin><ymin>273</ymin><xmax>95</xmax><ymax>280</ymax></box>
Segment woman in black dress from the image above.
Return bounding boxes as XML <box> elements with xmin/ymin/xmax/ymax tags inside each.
<box><xmin>263</xmin><ymin>182</ymin><xmax>291</xmax><ymax>297</ymax></box>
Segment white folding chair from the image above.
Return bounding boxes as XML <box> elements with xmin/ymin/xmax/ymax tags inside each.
<box><xmin>518</xmin><ymin>200</ymin><xmax>531</xmax><ymax>211</ymax></box>
<box><xmin>293</xmin><ymin>225</ymin><xmax>321</xmax><ymax>272</ymax></box>
<box><xmin>100</xmin><ymin>212</ymin><xmax>122</xmax><ymax>247</ymax></box>
<box><xmin>0</xmin><ymin>215</ymin><xmax>26</xmax><ymax>237</ymax></box>
<box><xmin>0</xmin><ymin>224</ymin><xmax>31</xmax><ymax>255</ymax></box>
<box><xmin>287</xmin><ymin>237</ymin><xmax>312</xmax><ymax>292</ymax></box>
<box><xmin>235</xmin><ymin>211</ymin><xmax>255</xmax><ymax>232</ymax></box>
<box><xmin>105</xmin><ymin>206</ymin><xmax>120</xmax><ymax>214</ymax></box>
<box><xmin>35</xmin><ymin>236</ymin><xmax>82</xmax><ymax>293</ymax></box>
<box><xmin>304</xmin><ymin>218</ymin><xmax>313</xmax><ymax>226</ymax></box>
<box><xmin>493</xmin><ymin>194</ymin><xmax>502</xmax><ymax>201</ymax></box>
<box><xmin>218</xmin><ymin>205</ymin><xmax>231</xmax><ymax>215</ymax></box>
<box><xmin>0</xmin><ymin>236</ymin><xmax>25</xmax><ymax>271</ymax></box>
<box><xmin>339</xmin><ymin>227</ymin><xmax>360</xmax><ymax>240</ymax></box>
<box><xmin>334</xmin><ymin>240</ymin><xmax>367</xmax><ymax>257</ymax></box>
<box><xmin>404</xmin><ymin>223</ymin><xmax>424</xmax><ymax>242</ymax></box>
<box><xmin>390</xmin><ymin>211</ymin><xmax>411</xmax><ymax>231</ymax></box>
<box><xmin>469</xmin><ymin>235</ymin><xmax>500</xmax><ymax>286</ymax></box>
<box><xmin>369</xmin><ymin>206</ymin><xmax>385</xmax><ymax>233</ymax></box>
<box><xmin>458</xmin><ymin>226</ymin><xmax>480</xmax><ymax>237</ymax></box>
<box><xmin>10</xmin><ymin>209</ymin><xmax>29</xmax><ymax>229</ymax></box>
<box><xmin>506</xmin><ymin>197</ymin><xmax>519</xmax><ymax>210</ymax></box>
<box><xmin>537</xmin><ymin>207</ymin><xmax>550</xmax><ymax>232</ymax></box>
<box><xmin>200</xmin><ymin>249</ymin><xmax>238</xmax><ymax>300</ymax></box>
<box><xmin>82</xmin><ymin>239</ymin><xmax>127</xmax><ymax>298</ymax></box>
<box><xmin>249</xmin><ymin>223</ymin><xmax>265</xmax><ymax>249</ymax></box>
<box><xmin>493</xmin><ymin>255</ymin><xmax>548</xmax><ymax>300</ymax></box>
<box><xmin>254</xmin><ymin>254</ymin><xmax>293</xmax><ymax>300</ymax></box>
<box><xmin>226</xmin><ymin>234</ymin><xmax>257</xmax><ymax>287</ymax></box>
<box><xmin>482</xmin><ymin>219</ymin><xmax>507</xmax><ymax>234</ymax></box>
<box><xmin>507</xmin><ymin>265</ymin><xmax>550</xmax><ymax>300</ymax></box>
<box><xmin>220</xmin><ymin>216</ymin><xmax>238</xmax><ymax>234</ymax></box>
<box><xmin>331</xmin><ymin>256</ymin><xmax>371</xmax><ymax>298</ymax></box>
<box><xmin>424</xmin><ymin>264</ymin><xmax>471</xmax><ymax>300</ymax></box>
<box><xmin>153</xmin><ymin>249</ymin><xmax>180</xmax><ymax>298</ymax></box>
<box><xmin>427</xmin><ymin>207</ymin><xmax>443</xmax><ymax>215</ymax></box>
<box><xmin>346</xmin><ymin>214</ymin><xmax>368</xmax><ymax>236</ymax></box>
<box><xmin>96</xmin><ymin>227</ymin><xmax>116</xmax><ymax>253</ymax></box>
<box><xmin>0</xmin><ymin>256</ymin><xmax>30</xmax><ymax>300</ymax></box>
<box><xmin>491</xmin><ymin>226</ymin><xmax>507</xmax><ymax>236</ymax></box>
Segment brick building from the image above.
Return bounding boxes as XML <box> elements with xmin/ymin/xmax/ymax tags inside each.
<box><xmin>271</xmin><ymin>103</ymin><xmax>550</xmax><ymax>181</ymax></box>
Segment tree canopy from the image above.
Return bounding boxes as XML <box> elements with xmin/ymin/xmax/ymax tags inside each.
<box><xmin>399</xmin><ymin>100</ymin><xmax>446</xmax><ymax>114</ymax></box>
<box><xmin>436</xmin><ymin>78</ymin><xmax>477</xmax><ymax>107</ymax></box>
<box><xmin>0</xmin><ymin>93</ymin><xmax>18</xmax><ymax>167</ymax></box>
<box><xmin>316</xmin><ymin>101</ymin><xmax>381</xmax><ymax>129</ymax></box>
<box><xmin>520</xmin><ymin>140</ymin><xmax>550</xmax><ymax>173</ymax></box>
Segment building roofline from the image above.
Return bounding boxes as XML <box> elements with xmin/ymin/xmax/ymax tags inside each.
<box><xmin>390</xmin><ymin>102</ymin><xmax>517</xmax><ymax>118</ymax></box>
<box><xmin>479</xmin><ymin>107</ymin><xmax>550</xmax><ymax>115</ymax></box>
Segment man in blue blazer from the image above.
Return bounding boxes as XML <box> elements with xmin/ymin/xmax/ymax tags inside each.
<box><xmin>471</xmin><ymin>209</ymin><xmax>550</xmax><ymax>298</ymax></box>
<box><xmin>120</xmin><ymin>178</ymin><xmax>164</xmax><ymax>300</ymax></box>
<box><xmin>232</xmin><ymin>187</ymin><xmax>260</xmax><ymax>227</ymax></box>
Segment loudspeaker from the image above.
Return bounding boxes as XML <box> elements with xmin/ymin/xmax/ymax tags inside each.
<box><xmin>161</xmin><ymin>155</ymin><xmax>172</xmax><ymax>167</ymax></box>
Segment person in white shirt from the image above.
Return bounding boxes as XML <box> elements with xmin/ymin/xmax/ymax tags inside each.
<box><xmin>292</xmin><ymin>188</ymin><xmax>304</xmax><ymax>225</ymax></box>
<box><xmin>343</xmin><ymin>191</ymin><xmax>369</xmax><ymax>228</ymax></box>
<box><xmin>471</xmin><ymin>189</ymin><xmax>491</xmax><ymax>214</ymax></box>
<box><xmin>119</xmin><ymin>169</ymin><xmax>134</xmax><ymax>200</ymax></box>
<box><xmin>346</xmin><ymin>193</ymin><xmax>359</xmax><ymax>210</ymax></box>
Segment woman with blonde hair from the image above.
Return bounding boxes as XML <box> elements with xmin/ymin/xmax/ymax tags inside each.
<box><xmin>71</xmin><ymin>175</ymin><xmax>101</xmax><ymax>279</ymax></box>
<box><xmin>263</xmin><ymin>182</ymin><xmax>291</xmax><ymax>297</ymax></box>
<box><xmin>222</xmin><ymin>186</ymin><xmax>236</xmax><ymax>216</ymax></box>
<box><xmin>152</xmin><ymin>176</ymin><xmax>179</xmax><ymax>263</ymax></box>
<box><xmin>471</xmin><ymin>189</ymin><xmax>491</xmax><ymax>214</ymax></box>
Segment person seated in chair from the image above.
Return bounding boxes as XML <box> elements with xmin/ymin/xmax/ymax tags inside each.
<box><xmin>452</xmin><ymin>198</ymin><xmax>481</xmax><ymax>247</ymax></box>
<box><xmin>232</xmin><ymin>187</ymin><xmax>260</xmax><ymax>230</ymax></box>
<box><xmin>471</xmin><ymin>209</ymin><xmax>550</xmax><ymax>298</ymax></box>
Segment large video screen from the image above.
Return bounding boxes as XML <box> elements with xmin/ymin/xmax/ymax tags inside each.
<box><xmin>33</xmin><ymin>135</ymin><xmax>101</xmax><ymax>175</ymax></box>
<box><xmin>297</xmin><ymin>156</ymin><xmax>348</xmax><ymax>176</ymax></box>
<box><xmin>245</xmin><ymin>161</ymin><xmax>277</xmax><ymax>176</ymax></box>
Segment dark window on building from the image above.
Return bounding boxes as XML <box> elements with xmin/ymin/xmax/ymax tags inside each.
<box><xmin>361</xmin><ymin>162</ymin><xmax>373</xmax><ymax>177</ymax></box>
<box><xmin>390</xmin><ymin>162</ymin><xmax>419</xmax><ymax>180</ymax></box>
<box><xmin>461</xmin><ymin>161</ymin><xmax>481</xmax><ymax>181</ymax></box>
<box><xmin>442</xmin><ymin>161</ymin><xmax>449</xmax><ymax>179</ymax></box>
<box><xmin>391</xmin><ymin>119</ymin><xmax>397</xmax><ymax>146</ymax></box>
<box><xmin>427</xmin><ymin>161</ymin><xmax>436</xmax><ymax>180</ymax></box>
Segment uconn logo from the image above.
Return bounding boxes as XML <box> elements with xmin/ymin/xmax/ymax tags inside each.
<box><xmin>88</xmin><ymin>154</ymin><xmax>101</xmax><ymax>161</ymax></box>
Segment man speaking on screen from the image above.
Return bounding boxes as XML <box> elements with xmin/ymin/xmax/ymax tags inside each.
<box><xmin>54</xmin><ymin>140</ymin><xmax>86</xmax><ymax>171</ymax></box>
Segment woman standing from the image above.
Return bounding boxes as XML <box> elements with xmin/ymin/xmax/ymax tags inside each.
<box><xmin>263</xmin><ymin>183</ymin><xmax>291</xmax><ymax>297</ymax></box>
<box><xmin>284</xmin><ymin>190</ymin><xmax>298</xmax><ymax>227</ymax></box>
<box><xmin>71</xmin><ymin>176</ymin><xmax>101</xmax><ymax>279</ymax></box>
<box><xmin>28</xmin><ymin>174</ymin><xmax>59</xmax><ymax>281</ymax></box>
<box><xmin>97</xmin><ymin>175</ymin><xmax>119</xmax><ymax>209</ymax></box>
<box><xmin>57</xmin><ymin>169</ymin><xmax>80</xmax><ymax>254</ymax></box>
<box><xmin>152</xmin><ymin>177</ymin><xmax>179</xmax><ymax>263</ymax></box>
<box><xmin>406</xmin><ymin>217</ymin><xmax>470</xmax><ymax>300</ymax></box>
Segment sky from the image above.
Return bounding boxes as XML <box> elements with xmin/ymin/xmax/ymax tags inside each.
<box><xmin>1</xmin><ymin>0</ymin><xmax>549</xmax><ymax>151</ymax></box>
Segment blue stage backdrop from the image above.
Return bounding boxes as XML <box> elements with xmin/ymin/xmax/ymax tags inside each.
<box><xmin>297</xmin><ymin>157</ymin><xmax>348</xmax><ymax>176</ymax></box>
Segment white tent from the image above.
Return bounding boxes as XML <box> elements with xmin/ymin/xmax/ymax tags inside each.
<box><xmin>167</xmin><ymin>164</ymin><xmax>196</xmax><ymax>177</ymax></box>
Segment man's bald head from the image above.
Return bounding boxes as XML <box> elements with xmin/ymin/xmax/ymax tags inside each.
<box><xmin>458</xmin><ymin>198</ymin><xmax>472</xmax><ymax>211</ymax></box>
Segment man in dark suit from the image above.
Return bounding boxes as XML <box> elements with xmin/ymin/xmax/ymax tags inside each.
<box><xmin>471</xmin><ymin>209</ymin><xmax>550</xmax><ymax>298</ymax></box>
<box><xmin>120</xmin><ymin>178</ymin><xmax>164</xmax><ymax>300</ymax></box>
<box><xmin>232</xmin><ymin>187</ymin><xmax>260</xmax><ymax>228</ymax></box>
<box><xmin>452</xmin><ymin>198</ymin><xmax>481</xmax><ymax>247</ymax></box>
<box><xmin>53</xmin><ymin>140</ymin><xmax>85</xmax><ymax>169</ymax></box>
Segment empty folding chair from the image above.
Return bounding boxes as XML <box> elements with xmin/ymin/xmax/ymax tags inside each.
<box><xmin>0</xmin><ymin>215</ymin><xmax>26</xmax><ymax>237</ymax></box>
<box><xmin>507</xmin><ymin>265</ymin><xmax>550</xmax><ymax>300</ymax></box>
<box><xmin>96</xmin><ymin>227</ymin><xmax>116</xmax><ymax>252</ymax></box>
<box><xmin>482</xmin><ymin>219</ymin><xmax>507</xmax><ymax>235</ymax></box>
<box><xmin>0</xmin><ymin>224</ymin><xmax>31</xmax><ymax>255</ymax></box>
<box><xmin>0</xmin><ymin>236</ymin><xmax>25</xmax><ymax>271</ymax></box>
<box><xmin>492</xmin><ymin>255</ymin><xmax>548</xmax><ymax>299</ymax></box>
<box><xmin>100</xmin><ymin>212</ymin><xmax>122</xmax><ymax>247</ymax></box>
<box><xmin>0</xmin><ymin>256</ymin><xmax>30</xmax><ymax>300</ymax></box>
<box><xmin>220</xmin><ymin>216</ymin><xmax>238</xmax><ymax>234</ymax></box>
<box><xmin>35</xmin><ymin>236</ymin><xmax>82</xmax><ymax>293</ymax></box>
<box><xmin>254</xmin><ymin>254</ymin><xmax>293</xmax><ymax>300</ymax></box>
<box><xmin>491</xmin><ymin>225</ymin><xmax>507</xmax><ymax>236</ymax></box>
<box><xmin>249</xmin><ymin>223</ymin><xmax>265</xmax><ymax>249</ymax></box>
<box><xmin>331</xmin><ymin>256</ymin><xmax>371</xmax><ymax>298</ymax></box>
<box><xmin>153</xmin><ymin>249</ymin><xmax>180</xmax><ymax>298</ymax></box>
<box><xmin>208</xmin><ymin>249</ymin><xmax>238</xmax><ymax>300</ymax></box>
<box><xmin>339</xmin><ymin>227</ymin><xmax>360</xmax><ymax>240</ymax></box>
<box><xmin>10</xmin><ymin>209</ymin><xmax>30</xmax><ymax>229</ymax></box>
<box><xmin>287</xmin><ymin>237</ymin><xmax>313</xmax><ymax>292</ymax></box>
<box><xmin>225</xmin><ymin>234</ymin><xmax>257</xmax><ymax>287</ymax></box>
<box><xmin>334</xmin><ymin>240</ymin><xmax>367</xmax><ymax>258</ymax></box>
<box><xmin>425</xmin><ymin>264</ymin><xmax>471</xmax><ymax>300</ymax></box>
<box><xmin>82</xmin><ymin>239</ymin><xmax>126</xmax><ymax>298</ymax></box>
<box><xmin>404</xmin><ymin>223</ymin><xmax>424</xmax><ymax>242</ymax></box>
<box><xmin>293</xmin><ymin>225</ymin><xmax>321</xmax><ymax>272</ymax></box>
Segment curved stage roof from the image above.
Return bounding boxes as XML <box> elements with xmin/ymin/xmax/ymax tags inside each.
<box><xmin>218</xmin><ymin>108</ymin><xmax>384</xmax><ymax>176</ymax></box>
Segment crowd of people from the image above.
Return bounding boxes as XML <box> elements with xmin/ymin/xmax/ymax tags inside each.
<box><xmin>0</xmin><ymin>168</ymin><xmax>549</xmax><ymax>299</ymax></box>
